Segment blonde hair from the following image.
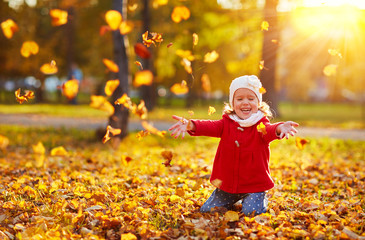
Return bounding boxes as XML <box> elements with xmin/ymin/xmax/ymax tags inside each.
<box><xmin>223</xmin><ymin>101</ymin><xmax>273</xmax><ymax>119</ymax></box>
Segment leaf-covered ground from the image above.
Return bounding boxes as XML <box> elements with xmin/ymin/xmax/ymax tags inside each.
<box><xmin>0</xmin><ymin>126</ymin><xmax>364</xmax><ymax>239</ymax></box>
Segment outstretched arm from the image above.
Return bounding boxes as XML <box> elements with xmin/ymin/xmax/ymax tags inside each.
<box><xmin>276</xmin><ymin>121</ymin><xmax>299</xmax><ymax>139</ymax></box>
<box><xmin>168</xmin><ymin>115</ymin><xmax>196</xmax><ymax>139</ymax></box>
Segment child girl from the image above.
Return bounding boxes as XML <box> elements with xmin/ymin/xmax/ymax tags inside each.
<box><xmin>168</xmin><ymin>75</ymin><xmax>299</xmax><ymax>215</ymax></box>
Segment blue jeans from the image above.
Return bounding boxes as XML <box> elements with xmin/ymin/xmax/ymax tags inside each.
<box><xmin>200</xmin><ymin>188</ymin><xmax>268</xmax><ymax>216</ymax></box>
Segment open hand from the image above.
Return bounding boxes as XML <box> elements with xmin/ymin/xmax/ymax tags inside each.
<box><xmin>277</xmin><ymin>121</ymin><xmax>299</xmax><ymax>139</ymax></box>
<box><xmin>168</xmin><ymin>115</ymin><xmax>189</xmax><ymax>139</ymax></box>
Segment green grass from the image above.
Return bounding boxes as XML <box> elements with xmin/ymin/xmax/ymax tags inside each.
<box><xmin>0</xmin><ymin>101</ymin><xmax>364</xmax><ymax>129</ymax></box>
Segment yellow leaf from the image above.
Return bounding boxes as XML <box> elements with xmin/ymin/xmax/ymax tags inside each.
<box><xmin>171</xmin><ymin>6</ymin><xmax>190</xmax><ymax>23</ymax></box>
<box><xmin>1</xmin><ymin>19</ymin><xmax>18</xmax><ymax>39</ymax></box>
<box><xmin>180</xmin><ymin>58</ymin><xmax>192</xmax><ymax>74</ymax></box>
<box><xmin>259</xmin><ymin>87</ymin><xmax>266</xmax><ymax>94</ymax></box>
<box><xmin>40</xmin><ymin>60</ymin><xmax>58</xmax><ymax>75</ymax></box>
<box><xmin>133</xmin><ymin>70</ymin><xmax>153</xmax><ymax>87</ymax></box>
<box><xmin>257</xmin><ymin>122</ymin><xmax>267</xmax><ymax>135</ymax></box>
<box><xmin>188</xmin><ymin>110</ymin><xmax>194</xmax><ymax>116</ymax></box>
<box><xmin>105</xmin><ymin>79</ymin><xmax>120</xmax><ymax>96</ymax></box>
<box><xmin>224</xmin><ymin>211</ymin><xmax>239</xmax><ymax>222</ymax></box>
<box><xmin>115</xmin><ymin>93</ymin><xmax>133</xmax><ymax>108</ymax></box>
<box><xmin>62</xmin><ymin>79</ymin><xmax>79</xmax><ymax>100</ymax></box>
<box><xmin>0</xmin><ymin>135</ymin><xmax>9</xmax><ymax>150</ymax></box>
<box><xmin>141</xmin><ymin>121</ymin><xmax>166</xmax><ymax>137</ymax></box>
<box><xmin>152</xmin><ymin>0</ymin><xmax>168</xmax><ymax>8</ymax></box>
<box><xmin>201</xmin><ymin>73</ymin><xmax>211</xmax><ymax>92</ymax></box>
<box><xmin>32</xmin><ymin>142</ymin><xmax>45</xmax><ymax>155</ymax></box>
<box><xmin>105</xmin><ymin>10</ymin><xmax>122</xmax><ymax>30</ymax></box>
<box><xmin>90</xmin><ymin>95</ymin><xmax>114</xmax><ymax>115</ymax></box>
<box><xmin>50</xmin><ymin>146</ymin><xmax>68</xmax><ymax>156</ymax></box>
<box><xmin>132</xmin><ymin>100</ymin><xmax>148</xmax><ymax>119</ymax></box>
<box><xmin>142</xmin><ymin>31</ymin><xmax>163</xmax><ymax>47</ymax></box>
<box><xmin>169</xmin><ymin>195</ymin><xmax>181</xmax><ymax>203</ymax></box>
<box><xmin>15</xmin><ymin>88</ymin><xmax>35</xmax><ymax>104</ymax></box>
<box><xmin>211</xmin><ymin>178</ymin><xmax>222</xmax><ymax>188</ymax></box>
<box><xmin>103</xmin><ymin>58</ymin><xmax>119</xmax><ymax>73</ymax></box>
<box><xmin>204</xmin><ymin>51</ymin><xmax>219</xmax><ymax>63</ymax></box>
<box><xmin>121</xmin><ymin>233</ymin><xmax>137</xmax><ymax>240</ymax></box>
<box><xmin>170</xmin><ymin>82</ymin><xmax>189</xmax><ymax>95</ymax></box>
<box><xmin>134</xmin><ymin>61</ymin><xmax>143</xmax><ymax>70</ymax></box>
<box><xmin>20</xmin><ymin>41</ymin><xmax>39</xmax><ymax>58</ymax></box>
<box><xmin>295</xmin><ymin>137</ymin><xmax>309</xmax><ymax>150</ymax></box>
<box><xmin>103</xmin><ymin>125</ymin><xmax>122</xmax><ymax>143</ymax></box>
<box><xmin>259</xmin><ymin>60</ymin><xmax>268</xmax><ymax>70</ymax></box>
<box><xmin>208</xmin><ymin>106</ymin><xmax>216</xmax><ymax>116</ymax></box>
<box><xmin>192</xmin><ymin>33</ymin><xmax>199</xmax><ymax>46</ymax></box>
<box><xmin>176</xmin><ymin>49</ymin><xmax>195</xmax><ymax>61</ymax></box>
<box><xmin>50</xmin><ymin>9</ymin><xmax>68</xmax><ymax>26</ymax></box>
<box><xmin>261</xmin><ymin>21</ymin><xmax>269</xmax><ymax>31</ymax></box>
<box><xmin>119</xmin><ymin>20</ymin><xmax>134</xmax><ymax>35</ymax></box>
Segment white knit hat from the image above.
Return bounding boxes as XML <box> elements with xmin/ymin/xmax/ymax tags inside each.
<box><xmin>229</xmin><ymin>75</ymin><xmax>263</xmax><ymax>108</ymax></box>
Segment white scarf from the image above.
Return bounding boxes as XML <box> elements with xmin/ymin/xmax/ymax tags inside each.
<box><xmin>229</xmin><ymin>110</ymin><xmax>264</xmax><ymax>127</ymax></box>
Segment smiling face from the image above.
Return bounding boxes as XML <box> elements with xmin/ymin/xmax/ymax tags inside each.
<box><xmin>232</xmin><ymin>88</ymin><xmax>259</xmax><ymax>120</ymax></box>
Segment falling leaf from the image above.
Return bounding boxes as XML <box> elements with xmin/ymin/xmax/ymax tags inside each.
<box><xmin>40</xmin><ymin>60</ymin><xmax>58</xmax><ymax>74</ymax></box>
<box><xmin>20</xmin><ymin>41</ymin><xmax>39</xmax><ymax>58</ymax></box>
<box><xmin>208</xmin><ymin>106</ymin><xmax>216</xmax><ymax>115</ymax></box>
<box><xmin>211</xmin><ymin>178</ymin><xmax>222</xmax><ymax>188</ymax></box>
<box><xmin>0</xmin><ymin>135</ymin><xmax>9</xmax><ymax>150</ymax></box>
<box><xmin>142</xmin><ymin>31</ymin><xmax>163</xmax><ymax>47</ymax></box>
<box><xmin>323</xmin><ymin>64</ymin><xmax>337</xmax><ymax>77</ymax></box>
<box><xmin>170</xmin><ymin>81</ymin><xmax>189</xmax><ymax>95</ymax></box>
<box><xmin>134</xmin><ymin>43</ymin><xmax>151</xmax><ymax>59</ymax></box>
<box><xmin>128</xmin><ymin>3</ymin><xmax>138</xmax><ymax>12</ymax></box>
<box><xmin>204</xmin><ymin>51</ymin><xmax>219</xmax><ymax>63</ymax></box>
<box><xmin>296</xmin><ymin>137</ymin><xmax>309</xmax><ymax>150</ymax></box>
<box><xmin>161</xmin><ymin>150</ymin><xmax>173</xmax><ymax>167</ymax></box>
<box><xmin>105</xmin><ymin>10</ymin><xmax>122</xmax><ymax>30</ymax></box>
<box><xmin>153</xmin><ymin>0</ymin><xmax>168</xmax><ymax>8</ymax></box>
<box><xmin>188</xmin><ymin>110</ymin><xmax>194</xmax><ymax>116</ymax></box>
<box><xmin>176</xmin><ymin>49</ymin><xmax>195</xmax><ymax>61</ymax></box>
<box><xmin>119</xmin><ymin>20</ymin><xmax>134</xmax><ymax>35</ymax></box>
<box><xmin>201</xmin><ymin>74</ymin><xmax>211</xmax><ymax>92</ymax></box>
<box><xmin>257</xmin><ymin>122</ymin><xmax>267</xmax><ymax>135</ymax></box>
<box><xmin>261</xmin><ymin>21</ymin><xmax>269</xmax><ymax>31</ymax></box>
<box><xmin>103</xmin><ymin>125</ymin><xmax>122</xmax><ymax>143</ymax></box>
<box><xmin>103</xmin><ymin>58</ymin><xmax>119</xmax><ymax>73</ymax></box>
<box><xmin>99</xmin><ymin>25</ymin><xmax>112</xmax><ymax>36</ymax></box>
<box><xmin>61</xmin><ymin>79</ymin><xmax>79</xmax><ymax>100</ymax></box>
<box><xmin>180</xmin><ymin>58</ymin><xmax>192</xmax><ymax>74</ymax></box>
<box><xmin>141</xmin><ymin>121</ymin><xmax>166</xmax><ymax>137</ymax></box>
<box><xmin>105</xmin><ymin>79</ymin><xmax>120</xmax><ymax>96</ymax></box>
<box><xmin>167</xmin><ymin>42</ymin><xmax>173</xmax><ymax>48</ymax></box>
<box><xmin>133</xmin><ymin>70</ymin><xmax>153</xmax><ymax>88</ymax></box>
<box><xmin>192</xmin><ymin>33</ymin><xmax>199</xmax><ymax>46</ymax></box>
<box><xmin>90</xmin><ymin>95</ymin><xmax>114</xmax><ymax>115</ymax></box>
<box><xmin>171</xmin><ymin>6</ymin><xmax>190</xmax><ymax>23</ymax></box>
<box><xmin>224</xmin><ymin>211</ymin><xmax>239</xmax><ymax>222</ymax></box>
<box><xmin>15</xmin><ymin>88</ymin><xmax>35</xmax><ymax>104</ymax></box>
<box><xmin>259</xmin><ymin>87</ymin><xmax>266</xmax><ymax>94</ymax></box>
<box><xmin>328</xmin><ymin>48</ymin><xmax>342</xmax><ymax>58</ymax></box>
<box><xmin>136</xmin><ymin>130</ymin><xmax>150</xmax><ymax>140</ymax></box>
<box><xmin>271</xmin><ymin>39</ymin><xmax>280</xmax><ymax>44</ymax></box>
<box><xmin>259</xmin><ymin>60</ymin><xmax>268</xmax><ymax>70</ymax></box>
<box><xmin>134</xmin><ymin>61</ymin><xmax>143</xmax><ymax>70</ymax></box>
<box><xmin>1</xmin><ymin>19</ymin><xmax>18</xmax><ymax>39</ymax></box>
<box><xmin>50</xmin><ymin>9</ymin><xmax>68</xmax><ymax>26</ymax></box>
<box><xmin>50</xmin><ymin>146</ymin><xmax>69</xmax><ymax>156</ymax></box>
<box><xmin>115</xmin><ymin>93</ymin><xmax>133</xmax><ymax>108</ymax></box>
<box><xmin>132</xmin><ymin>100</ymin><xmax>148</xmax><ymax>119</ymax></box>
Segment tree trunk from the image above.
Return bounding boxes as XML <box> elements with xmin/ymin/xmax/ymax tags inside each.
<box><xmin>140</xmin><ymin>0</ymin><xmax>156</xmax><ymax>111</ymax></box>
<box><xmin>109</xmin><ymin>0</ymin><xmax>129</xmax><ymax>139</ymax></box>
<box><xmin>260</xmin><ymin>0</ymin><xmax>280</xmax><ymax>117</ymax></box>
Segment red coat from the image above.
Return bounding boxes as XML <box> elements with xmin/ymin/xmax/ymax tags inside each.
<box><xmin>189</xmin><ymin>114</ymin><xmax>282</xmax><ymax>194</ymax></box>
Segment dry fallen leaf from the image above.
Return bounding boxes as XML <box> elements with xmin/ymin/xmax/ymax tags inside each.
<box><xmin>161</xmin><ymin>150</ymin><xmax>173</xmax><ymax>167</ymax></box>
<box><xmin>15</xmin><ymin>88</ymin><xmax>35</xmax><ymax>104</ymax></box>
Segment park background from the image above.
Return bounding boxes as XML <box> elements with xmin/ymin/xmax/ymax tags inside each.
<box><xmin>0</xmin><ymin>0</ymin><xmax>364</xmax><ymax>239</ymax></box>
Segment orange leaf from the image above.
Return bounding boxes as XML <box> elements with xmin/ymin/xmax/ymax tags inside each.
<box><xmin>134</xmin><ymin>61</ymin><xmax>143</xmax><ymax>70</ymax></box>
<box><xmin>180</xmin><ymin>58</ymin><xmax>192</xmax><ymax>74</ymax></box>
<box><xmin>1</xmin><ymin>19</ymin><xmax>18</xmax><ymax>39</ymax></box>
<box><xmin>261</xmin><ymin>21</ymin><xmax>269</xmax><ymax>31</ymax></box>
<box><xmin>40</xmin><ymin>60</ymin><xmax>58</xmax><ymax>75</ymax></box>
<box><xmin>176</xmin><ymin>49</ymin><xmax>195</xmax><ymax>61</ymax></box>
<box><xmin>105</xmin><ymin>10</ymin><xmax>122</xmax><ymax>30</ymax></box>
<box><xmin>257</xmin><ymin>122</ymin><xmax>267</xmax><ymax>135</ymax></box>
<box><xmin>141</xmin><ymin>121</ymin><xmax>166</xmax><ymax>137</ymax></box>
<box><xmin>192</xmin><ymin>33</ymin><xmax>199</xmax><ymax>46</ymax></box>
<box><xmin>204</xmin><ymin>51</ymin><xmax>219</xmax><ymax>63</ymax></box>
<box><xmin>259</xmin><ymin>87</ymin><xmax>266</xmax><ymax>94</ymax></box>
<box><xmin>115</xmin><ymin>93</ymin><xmax>133</xmax><ymax>109</ymax></box>
<box><xmin>208</xmin><ymin>106</ymin><xmax>216</xmax><ymax>115</ymax></box>
<box><xmin>50</xmin><ymin>9</ymin><xmax>68</xmax><ymax>26</ymax></box>
<box><xmin>62</xmin><ymin>79</ymin><xmax>79</xmax><ymax>100</ymax></box>
<box><xmin>167</xmin><ymin>42</ymin><xmax>173</xmax><ymax>48</ymax></box>
<box><xmin>161</xmin><ymin>150</ymin><xmax>173</xmax><ymax>167</ymax></box>
<box><xmin>133</xmin><ymin>70</ymin><xmax>153</xmax><ymax>87</ymax></box>
<box><xmin>103</xmin><ymin>58</ymin><xmax>119</xmax><ymax>73</ymax></box>
<box><xmin>103</xmin><ymin>125</ymin><xmax>121</xmax><ymax>143</ymax></box>
<box><xmin>20</xmin><ymin>41</ymin><xmax>39</xmax><ymax>58</ymax></box>
<box><xmin>99</xmin><ymin>25</ymin><xmax>111</xmax><ymax>36</ymax></box>
<box><xmin>170</xmin><ymin>81</ymin><xmax>189</xmax><ymax>95</ymax></box>
<box><xmin>134</xmin><ymin>43</ymin><xmax>151</xmax><ymax>59</ymax></box>
<box><xmin>171</xmin><ymin>6</ymin><xmax>190</xmax><ymax>23</ymax></box>
<box><xmin>15</xmin><ymin>88</ymin><xmax>35</xmax><ymax>104</ymax></box>
<box><xmin>132</xmin><ymin>100</ymin><xmax>148</xmax><ymax>119</ymax></box>
<box><xmin>136</xmin><ymin>130</ymin><xmax>150</xmax><ymax>140</ymax></box>
<box><xmin>119</xmin><ymin>20</ymin><xmax>134</xmax><ymax>35</ymax></box>
<box><xmin>201</xmin><ymin>73</ymin><xmax>211</xmax><ymax>92</ymax></box>
<box><xmin>90</xmin><ymin>95</ymin><xmax>114</xmax><ymax>115</ymax></box>
<box><xmin>128</xmin><ymin>3</ymin><xmax>138</xmax><ymax>12</ymax></box>
<box><xmin>295</xmin><ymin>137</ymin><xmax>309</xmax><ymax>150</ymax></box>
<box><xmin>104</xmin><ymin>79</ymin><xmax>120</xmax><ymax>96</ymax></box>
<box><xmin>142</xmin><ymin>31</ymin><xmax>163</xmax><ymax>47</ymax></box>
<box><xmin>152</xmin><ymin>0</ymin><xmax>168</xmax><ymax>8</ymax></box>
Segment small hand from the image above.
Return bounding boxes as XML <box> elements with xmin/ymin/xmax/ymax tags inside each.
<box><xmin>168</xmin><ymin>115</ymin><xmax>189</xmax><ymax>139</ymax></box>
<box><xmin>278</xmin><ymin>121</ymin><xmax>299</xmax><ymax>139</ymax></box>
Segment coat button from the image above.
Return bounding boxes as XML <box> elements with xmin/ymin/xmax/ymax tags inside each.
<box><xmin>235</xmin><ymin>140</ymin><xmax>240</xmax><ymax>147</ymax></box>
<box><xmin>237</xmin><ymin>127</ymin><xmax>244</xmax><ymax>131</ymax></box>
